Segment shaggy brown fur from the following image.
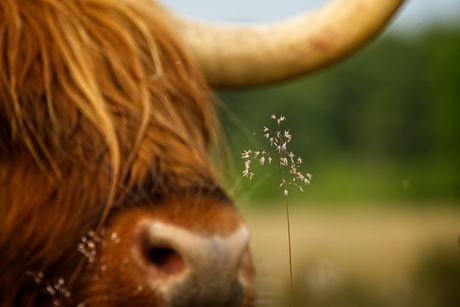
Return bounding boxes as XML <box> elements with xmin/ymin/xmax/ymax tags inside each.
<box><xmin>0</xmin><ymin>0</ymin><xmax>252</xmax><ymax>306</ymax></box>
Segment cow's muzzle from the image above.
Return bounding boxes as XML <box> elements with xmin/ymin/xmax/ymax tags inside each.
<box><xmin>133</xmin><ymin>220</ymin><xmax>252</xmax><ymax>307</ymax></box>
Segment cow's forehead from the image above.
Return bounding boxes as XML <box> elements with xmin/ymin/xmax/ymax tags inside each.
<box><xmin>1</xmin><ymin>0</ymin><xmax>223</xmax><ymax>301</ymax></box>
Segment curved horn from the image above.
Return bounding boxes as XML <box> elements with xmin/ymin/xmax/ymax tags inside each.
<box><xmin>168</xmin><ymin>0</ymin><xmax>405</xmax><ymax>88</ymax></box>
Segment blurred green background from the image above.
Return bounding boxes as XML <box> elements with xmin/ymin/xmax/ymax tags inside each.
<box><xmin>216</xmin><ymin>23</ymin><xmax>460</xmax><ymax>207</ymax></box>
<box><xmin>214</xmin><ymin>22</ymin><xmax>460</xmax><ymax>307</ymax></box>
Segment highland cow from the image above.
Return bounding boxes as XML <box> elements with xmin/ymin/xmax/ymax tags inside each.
<box><xmin>0</xmin><ymin>0</ymin><xmax>404</xmax><ymax>306</ymax></box>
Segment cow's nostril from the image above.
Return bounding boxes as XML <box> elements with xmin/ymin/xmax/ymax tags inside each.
<box><xmin>148</xmin><ymin>247</ymin><xmax>185</xmax><ymax>275</ymax></box>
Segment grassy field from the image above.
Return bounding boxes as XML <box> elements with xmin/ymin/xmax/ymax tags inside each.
<box><xmin>239</xmin><ymin>202</ymin><xmax>460</xmax><ymax>307</ymax></box>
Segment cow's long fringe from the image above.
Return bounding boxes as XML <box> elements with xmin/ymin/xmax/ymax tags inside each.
<box><xmin>0</xmin><ymin>0</ymin><xmax>220</xmax><ymax>305</ymax></box>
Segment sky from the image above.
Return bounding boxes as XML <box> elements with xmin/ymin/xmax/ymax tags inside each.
<box><xmin>159</xmin><ymin>0</ymin><xmax>460</xmax><ymax>33</ymax></box>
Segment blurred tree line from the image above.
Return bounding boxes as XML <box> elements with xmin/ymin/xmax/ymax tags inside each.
<box><xmin>216</xmin><ymin>23</ymin><xmax>460</xmax><ymax>206</ymax></box>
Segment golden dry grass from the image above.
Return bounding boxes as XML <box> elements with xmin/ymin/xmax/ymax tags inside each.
<box><xmin>240</xmin><ymin>202</ymin><xmax>460</xmax><ymax>303</ymax></box>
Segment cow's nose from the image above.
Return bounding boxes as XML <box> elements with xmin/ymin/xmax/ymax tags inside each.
<box><xmin>133</xmin><ymin>221</ymin><xmax>251</xmax><ymax>307</ymax></box>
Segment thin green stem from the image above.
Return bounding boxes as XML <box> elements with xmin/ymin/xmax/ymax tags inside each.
<box><xmin>279</xmin><ymin>160</ymin><xmax>294</xmax><ymax>307</ymax></box>
<box><xmin>285</xmin><ymin>193</ymin><xmax>294</xmax><ymax>307</ymax></box>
